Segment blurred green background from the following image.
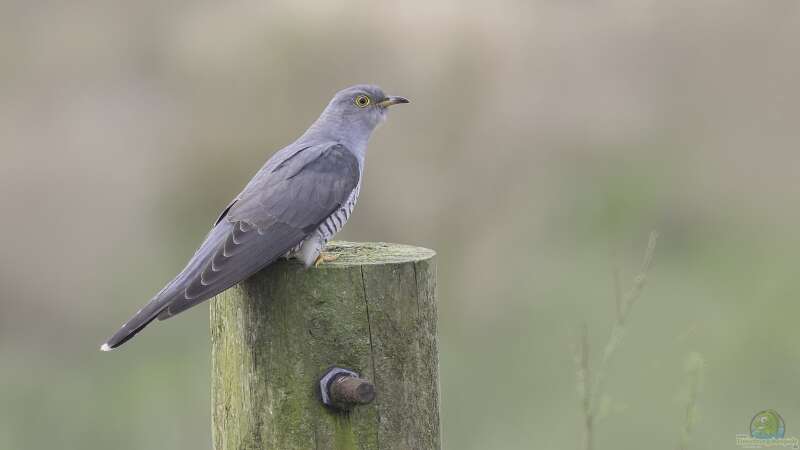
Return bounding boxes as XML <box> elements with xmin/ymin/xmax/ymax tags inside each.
<box><xmin>2</xmin><ymin>1</ymin><xmax>799</xmax><ymax>449</ymax></box>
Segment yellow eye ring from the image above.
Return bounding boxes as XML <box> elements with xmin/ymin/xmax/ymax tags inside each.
<box><xmin>354</xmin><ymin>95</ymin><xmax>371</xmax><ymax>108</ymax></box>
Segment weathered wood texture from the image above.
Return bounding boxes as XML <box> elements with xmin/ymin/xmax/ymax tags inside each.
<box><xmin>210</xmin><ymin>241</ymin><xmax>439</xmax><ymax>450</ymax></box>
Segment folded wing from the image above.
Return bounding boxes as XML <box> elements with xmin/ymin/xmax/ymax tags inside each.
<box><xmin>101</xmin><ymin>142</ymin><xmax>360</xmax><ymax>349</ymax></box>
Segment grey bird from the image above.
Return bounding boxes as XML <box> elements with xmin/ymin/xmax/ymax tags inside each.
<box><xmin>101</xmin><ymin>85</ymin><xmax>408</xmax><ymax>351</ymax></box>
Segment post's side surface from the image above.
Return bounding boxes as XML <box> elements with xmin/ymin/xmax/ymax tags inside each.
<box><xmin>210</xmin><ymin>242</ymin><xmax>439</xmax><ymax>450</ymax></box>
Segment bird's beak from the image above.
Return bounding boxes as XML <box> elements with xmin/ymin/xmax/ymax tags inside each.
<box><xmin>377</xmin><ymin>96</ymin><xmax>410</xmax><ymax>108</ymax></box>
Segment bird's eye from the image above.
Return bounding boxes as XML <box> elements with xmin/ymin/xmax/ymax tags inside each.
<box><xmin>354</xmin><ymin>95</ymin><xmax>371</xmax><ymax>108</ymax></box>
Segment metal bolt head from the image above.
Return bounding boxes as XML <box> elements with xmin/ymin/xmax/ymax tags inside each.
<box><xmin>318</xmin><ymin>366</ymin><xmax>375</xmax><ymax>410</ymax></box>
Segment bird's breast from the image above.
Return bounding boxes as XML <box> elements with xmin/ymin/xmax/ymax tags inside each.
<box><xmin>318</xmin><ymin>182</ymin><xmax>361</xmax><ymax>241</ymax></box>
<box><xmin>286</xmin><ymin>182</ymin><xmax>361</xmax><ymax>259</ymax></box>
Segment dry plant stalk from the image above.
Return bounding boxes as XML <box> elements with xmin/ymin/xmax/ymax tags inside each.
<box><xmin>677</xmin><ymin>352</ymin><xmax>705</xmax><ymax>450</ymax></box>
<box><xmin>574</xmin><ymin>231</ymin><xmax>659</xmax><ymax>450</ymax></box>
<box><xmin>575</xmin><ymin>323</ymin><xmax>593</xmax><ymax>450</ymax></box>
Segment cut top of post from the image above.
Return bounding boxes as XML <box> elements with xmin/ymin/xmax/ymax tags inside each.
<box><xmin>311</xmin><ymin>241</ymin><xmax>436</xmax><ymax>266</ymax></box>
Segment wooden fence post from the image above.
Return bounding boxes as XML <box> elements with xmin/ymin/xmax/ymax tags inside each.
<box><xmin>210</xmin><ymin>241</ymin><xmax>439</xmax><ymax>449</ymax></box>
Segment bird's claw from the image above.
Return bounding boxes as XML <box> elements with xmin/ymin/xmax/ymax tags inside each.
<box><xmin>314</xmin><ymin>253</ymin><xmax>339</xmax><ymax>268</ymax></box>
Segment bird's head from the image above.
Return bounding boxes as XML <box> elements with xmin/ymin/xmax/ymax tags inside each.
<box><xmin>322</xmin><ymin>84</ymin><xmax>409</xmax><ymax>131</ymax></box>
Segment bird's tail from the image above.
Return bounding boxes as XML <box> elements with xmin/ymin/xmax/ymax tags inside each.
<box><xmin>100</xmin><ymin>292</ymin><xmax>175</xmax><ymax>351</ymax></box>
<box><xmin>100</xmin><ymin>221</ymin><xmax>234</xmax><ymax>351</ymax></box>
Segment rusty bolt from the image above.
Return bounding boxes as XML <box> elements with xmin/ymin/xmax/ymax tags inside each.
<box><xmin>319</xmin><ymin>366</ymin><xmax>375</xmax><ymax>410</ymax></box>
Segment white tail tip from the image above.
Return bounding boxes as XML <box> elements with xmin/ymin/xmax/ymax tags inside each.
<box><xmin>100</xmin><ymin>343</ymin><xmax>113</xmax><ymax>352</ymax></box>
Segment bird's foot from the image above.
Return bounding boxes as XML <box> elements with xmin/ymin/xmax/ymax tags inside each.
<box><xmin>314</xmin><ymin>252</ymin><xmax>339</xmax><ymax>268</ymax></box>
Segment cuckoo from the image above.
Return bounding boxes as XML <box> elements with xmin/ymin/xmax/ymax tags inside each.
<box><xmin>101</xmin><ymin>85</ymin><xmax>408</xmax><ymax>351</ymax></box>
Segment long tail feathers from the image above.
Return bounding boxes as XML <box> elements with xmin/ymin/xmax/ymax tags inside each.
<box><xmin>100</xmin><ymin>297</ymin><xmax>173</xmax><ymax>351</ymax></box>
<box><xmin>100</xmin><ymin>223</ymin><xmax>234</xmax><ymax>351</ymax></box>
<box><xmin>99</xmin><ymin>220</ymin><xmax>294</xmax><ymax>350</ymax></box>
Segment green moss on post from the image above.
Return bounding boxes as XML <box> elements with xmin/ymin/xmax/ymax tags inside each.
<box><xmin>210</xmin><ymin>241</ymin><xmax>440</xmax><ymax>450</ymax></box>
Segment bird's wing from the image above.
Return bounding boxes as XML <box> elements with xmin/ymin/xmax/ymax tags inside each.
<box><xmin>159</xmin><ymin>142</ymin><xmax>361</xmax><ymax>317</ymax></box>
<box><xmin>102</xmin><ymin>142</ymin><xmax>360</xmax><ymax>349</ymax></box>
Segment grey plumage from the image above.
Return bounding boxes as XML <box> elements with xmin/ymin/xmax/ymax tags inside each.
<box><xmin>102</xmin><ymin>85</ymin><xmax>408</xmax><ymax>350</ymax></box>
